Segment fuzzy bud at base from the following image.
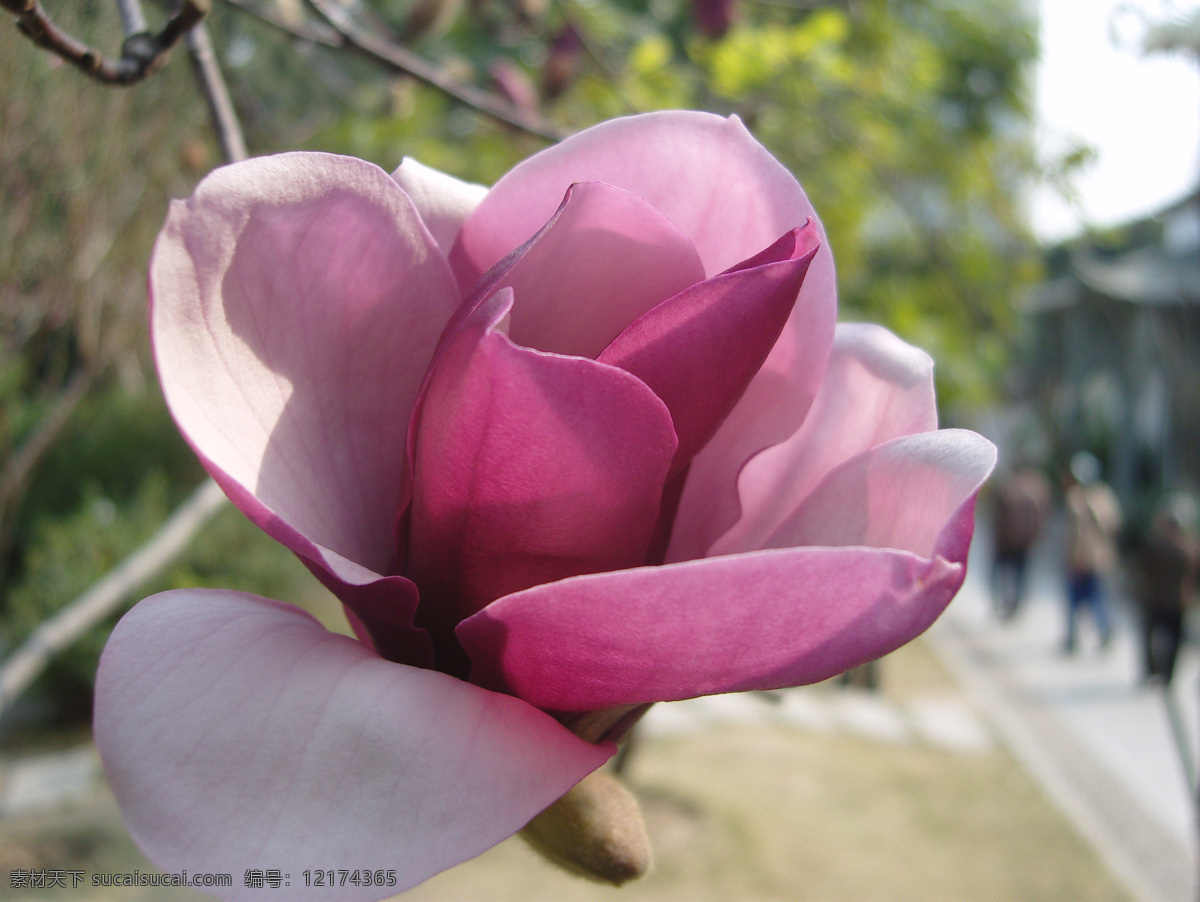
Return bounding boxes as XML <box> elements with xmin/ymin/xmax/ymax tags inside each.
<box><xmin>519</xmin><ymin>769</ymin><xmax>652</xmax><ymax>885</ymax></box>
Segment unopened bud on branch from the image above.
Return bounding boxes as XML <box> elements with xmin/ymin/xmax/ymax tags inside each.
<box><xmin>519</xmin><ymin>769</ymin><xmax>652</xmax><ymax>885</ymax></box>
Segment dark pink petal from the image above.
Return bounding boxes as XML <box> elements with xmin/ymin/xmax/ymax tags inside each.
<box><xmin>391</xmin><ymin>157</ymin><xmax>488</xmax><ymax>258</ymax></box>
<box><xmin>664</xmin><ymin>247</ymin><xmax>836</xmax><ymax>560</ymax></box>
<box><xmin>95</xmin><ymin>590</ymin><xmax>612</xmax><ymax>902</ymax></box>
<box><xmin>451</xmin><ymin>110</ymin><xmax>828</xmax><ymax>282</ymax></box>
<box><xmin>151</xmin><ymin>153</ymin><xmax>461</xmax><ymax>657</ymax></box>
<box><xmin>407</xmin><ymin>288</ymin><xmax>677</xmax><ymax>674</ymax></box>
<box><xmin>458</xmin><ymin>430</ymin><xmax>994</xmax><ymax>711</ymax></box>
<box><xmin>598</xmin><ymin>223</ymin><xmax>819</xmax><ymax>474</ymax></box>
<box><xmin>462</xmin><ymin>549</ymin><xmax>960</xmax><ymax>712</ymax></box>
<box><xmin>472</xmin><ymin>181</ymin><xmax>705</xmax><ymax>359</ymax></box>
<box><xmin>711</xmin><ymin>323</ymin><xmax>939</xmax><ymax>556</ymax></box>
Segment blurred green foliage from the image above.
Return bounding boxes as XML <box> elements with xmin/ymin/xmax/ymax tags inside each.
<box><xmin>1</xmin><ymin>0</ymin><xmax>1059</xmax><ymax>726</ymax></box>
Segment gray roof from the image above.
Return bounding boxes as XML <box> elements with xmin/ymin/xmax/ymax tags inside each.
<box><xmin>1028</xmin><ymin>248</ymin><xmax>1200</xmax><ymax>311</ymax></box>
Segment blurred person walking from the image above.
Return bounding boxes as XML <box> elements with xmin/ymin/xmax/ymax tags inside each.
<box><xmin>1131</xmin><ymin>498</ymin><xmax>1198</xmax><ymax>686</ymax></box>
<box><xmin>990</xmin><ymin>465</ymin><xmax>1051</xmax><ymax>620</ymax></box>
<box><xmin>1061</xmin><ymin>452</ymin><xmax>1122</xmax><ymax>654</ymax></box>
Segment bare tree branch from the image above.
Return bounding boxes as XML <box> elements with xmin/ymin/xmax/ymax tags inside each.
<box><xmin>0</xmin><ymin>366</ymin><xmax>99</xmax><ymax>523</ymax></box>
<box><xmin>186</xmin><ymin>21</ymin><xmax>248</xmax><ymax>162</ymax></box>
<box><xmin>1</xmin><ymin>0</ymin><xmax>210</xmax><ymax>86</ymax></box>
<box><xmin>114</xmin><ymin>0</ymin><xmax>148</xmax><ymax>36</ymax></box>
<box><xmin>301</xmin><ymin>0</ymin><xmax>567</xmax><ymax>141</ymax></box>
<box><xmin>221</xmin><ymin>0</ymin><xmax>341</xmax><ymax>47</ymax></box>
<box><xmin>221</xmin><ymin>0</ymin><xmax>569</xmax><ymax>140</ymax></box>
<box><xmin>0</xmin><ymin>479</ymin><xmax>228</xmax><ymax>717</ymax></box>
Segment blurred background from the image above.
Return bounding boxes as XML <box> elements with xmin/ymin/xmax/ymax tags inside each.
<box><xmin>1</xmin><ymin>0</ymin><xmax>1198</xmax><ymax>899</ymax></box>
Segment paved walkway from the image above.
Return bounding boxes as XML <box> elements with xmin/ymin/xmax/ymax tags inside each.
<box><xmin>930</xmin><ymin>525</ymin><xmax>1199</xmax><ymax>902</ymax></box>
<box><xmin>637</xmin><ymin>671</ymin><xmax>992</xmax><ymax>752</ymax></box>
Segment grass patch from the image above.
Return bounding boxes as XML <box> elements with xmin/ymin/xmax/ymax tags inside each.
<box><xmin>402</xmin><ymin>717</ymin><xmax>1133</xmax><ymax>902</ymax></box>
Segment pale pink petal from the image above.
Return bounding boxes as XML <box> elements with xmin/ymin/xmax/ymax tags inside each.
<box><xmin>392</xmin><ymin>157</ymin><xmax>488</xmax><ymax>258</ymax></box>
<box><xmin>765</xmin><ymin>429</ymin><xmax>997</xmax><ymax>560</ymax></box>
<box><xmin>711</xmin><ymin>323</ymin><xmax>939</xmax><ymax>556</ymax></box>
<box><xmin>474</xmin><ymin>181</ymin><xmax>705</xmax><ymax>359</ymax></box>
<box><xmin>151</xmin><ymin>151</ymin><xmax>460</xmax><ymax>587</ymax></box>
<box><xmin>664</xmin><ymin>245</ymin><xmax>837</xmax><ymax>561</ymax></box>
<box><xmin>450</xmin><ymin>110</ymin><xmax>827</xmax><ymax>281</ymax></box>
<box><xmin>598</xmin><ymin>223</ymin><xmax>819</xmax><ymax>474</ymax></box>
<box><xmin>459</xmin><ymin>429</ymin><xmax>993</xmax><ymax>711</ymax></box>
<box><xmin>95</xmin><ymin>590</ymin><xmax>611</xmax><ymax>902</ymax></box>
<box><xmin>406</xmin><ymin>288</ymin><xmax>677</xmax><ymax>676</ymax></box>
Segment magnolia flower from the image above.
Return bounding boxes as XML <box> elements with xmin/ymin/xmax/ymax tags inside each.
<box><xmin>95</xmin><ymin>111</ymin><xmax>994</xmax><ymax>900</ymax></box>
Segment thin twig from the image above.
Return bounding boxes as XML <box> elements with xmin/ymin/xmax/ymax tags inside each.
<box><xmin>1</xmin><ymin>0</ymin><xmax>211</xmax><ymax>86</ymax></box>
<box><xmin>0</xmin><ymin>365</ymin><xmax>101</xmax><ymax>590</ymax></box>
<box><xmin>186</xmin><ymin>21</ymin><xmax>248</xmax><ymax>163</ymax></box>
<box><xmin>0</xmin><ymin>367</ymin><xmax>99</xmax><ymax>521</ymax></box>
<box><xmin>114</xmin><ymin>0</ymin><xmax>148</xmax><ymax>36</ymax></box>
<box><xmin>0</xmin><ymin>479</ymin><xmax>228</xmax><ymax>718</ymax></box>
<box><xmin>220</xmin><ymin>0</ymin><xmax>341</xmax><ymax>46</ymax></box>
<box><xmin>303</xmin><ymin>0</ymin><xmax>567</xmax><ymax>141</ymax></box>
<box><xmin>223</xmin><ymin>0</ymin><xmax>567</xmax><ymax>139</ymax></box>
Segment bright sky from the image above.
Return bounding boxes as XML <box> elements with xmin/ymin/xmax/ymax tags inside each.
<box><xmin>1031</xmin><ymin>0</ymin><xmax>1200</xmax><ymax>240</ymax></box>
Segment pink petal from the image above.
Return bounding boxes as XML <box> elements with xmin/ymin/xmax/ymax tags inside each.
<box><xmin>447</xmin><ymin>112</ymin><xmax>839</xmax><ymax>563</ymax></box>
<box><xmin>461</xmin><ymin>550</ymin><xmax>963</xmax><ymax>712</ymax></box>
<box><xmin>150</xmin><ymin>153</ymin><xmax>461</xmax><ymax>639</ymax></box>
<box><xmin>391</xmin><ymin>157</ymin><xmax>488</xmax><ymax>258</ymax></box>
<box><xmin>711</xmin><ymin>323</ymin><xmax>939</xmax><ymax>556</ymax></box>
<box><xmin>95</xmin><ymin>590</ymin><xmax>611</xmax><ymax>902</ymax></box>
<box><xmin>765</xmin><ymin>429</ymin><xmax>996</xmax><ymax>560</ymax></box>
<box><xmin>473</xmin><ymin>181</ymin><xmax>706</xmax><ymax>359</ymax></box>
<box><xmin>451</xmin><ymin>110</ymin><xmax>828</xmax><ymax>282</ymax></box>
<box><xmin>458</xmin><ymin>430</ymin><xmax>994</xmax><ymax>711</ymax></box>
<box><xmin>598</xmin><ymin>223</ymin><xmax>819</xmax><ymax>474</ymax></box>
<box><xmin>664</xmin><ymin>244</ymin><xmax>837</xmax><ymax>560</ymax></box>
<box><xmin>406</xmin><ymin>288</ymin><xmax>677</xmax><ymax>675</ymax></box>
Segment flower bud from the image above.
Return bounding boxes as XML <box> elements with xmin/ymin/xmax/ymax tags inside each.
<box><xmin>541</xmin><ymin>25</ymin><xmax>582</xmax><ymax>100</ymax></box>
<box><xmin>692</xmin><ymin>0</ymin><xmax>737</xmax><ymax>39</ymax></box>
<box><xmin>519</xmin><ymin>769</ymin><xmax>652</xmax><ymax>885</ymax></box>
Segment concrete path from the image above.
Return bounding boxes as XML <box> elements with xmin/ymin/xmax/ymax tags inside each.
<box><xmin>637</xmin><ymin>674</ymin><xmax>992</xmax><ymax>752</ymax></box>
<box><xmin>929</xmin><ymin>526</ymin><xmax>1199</xmax><ymax>902</ymax></box>
<box><xmin>0</xmin><ymin>744</ymin><xmax>102</xmax><ymax>820</ymax></box>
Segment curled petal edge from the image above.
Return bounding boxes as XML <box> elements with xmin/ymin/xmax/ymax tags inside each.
<box><xmin>209</xmin><ymin>467</ymin><xmax>432</xmax><ymax>668</ymax></box>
